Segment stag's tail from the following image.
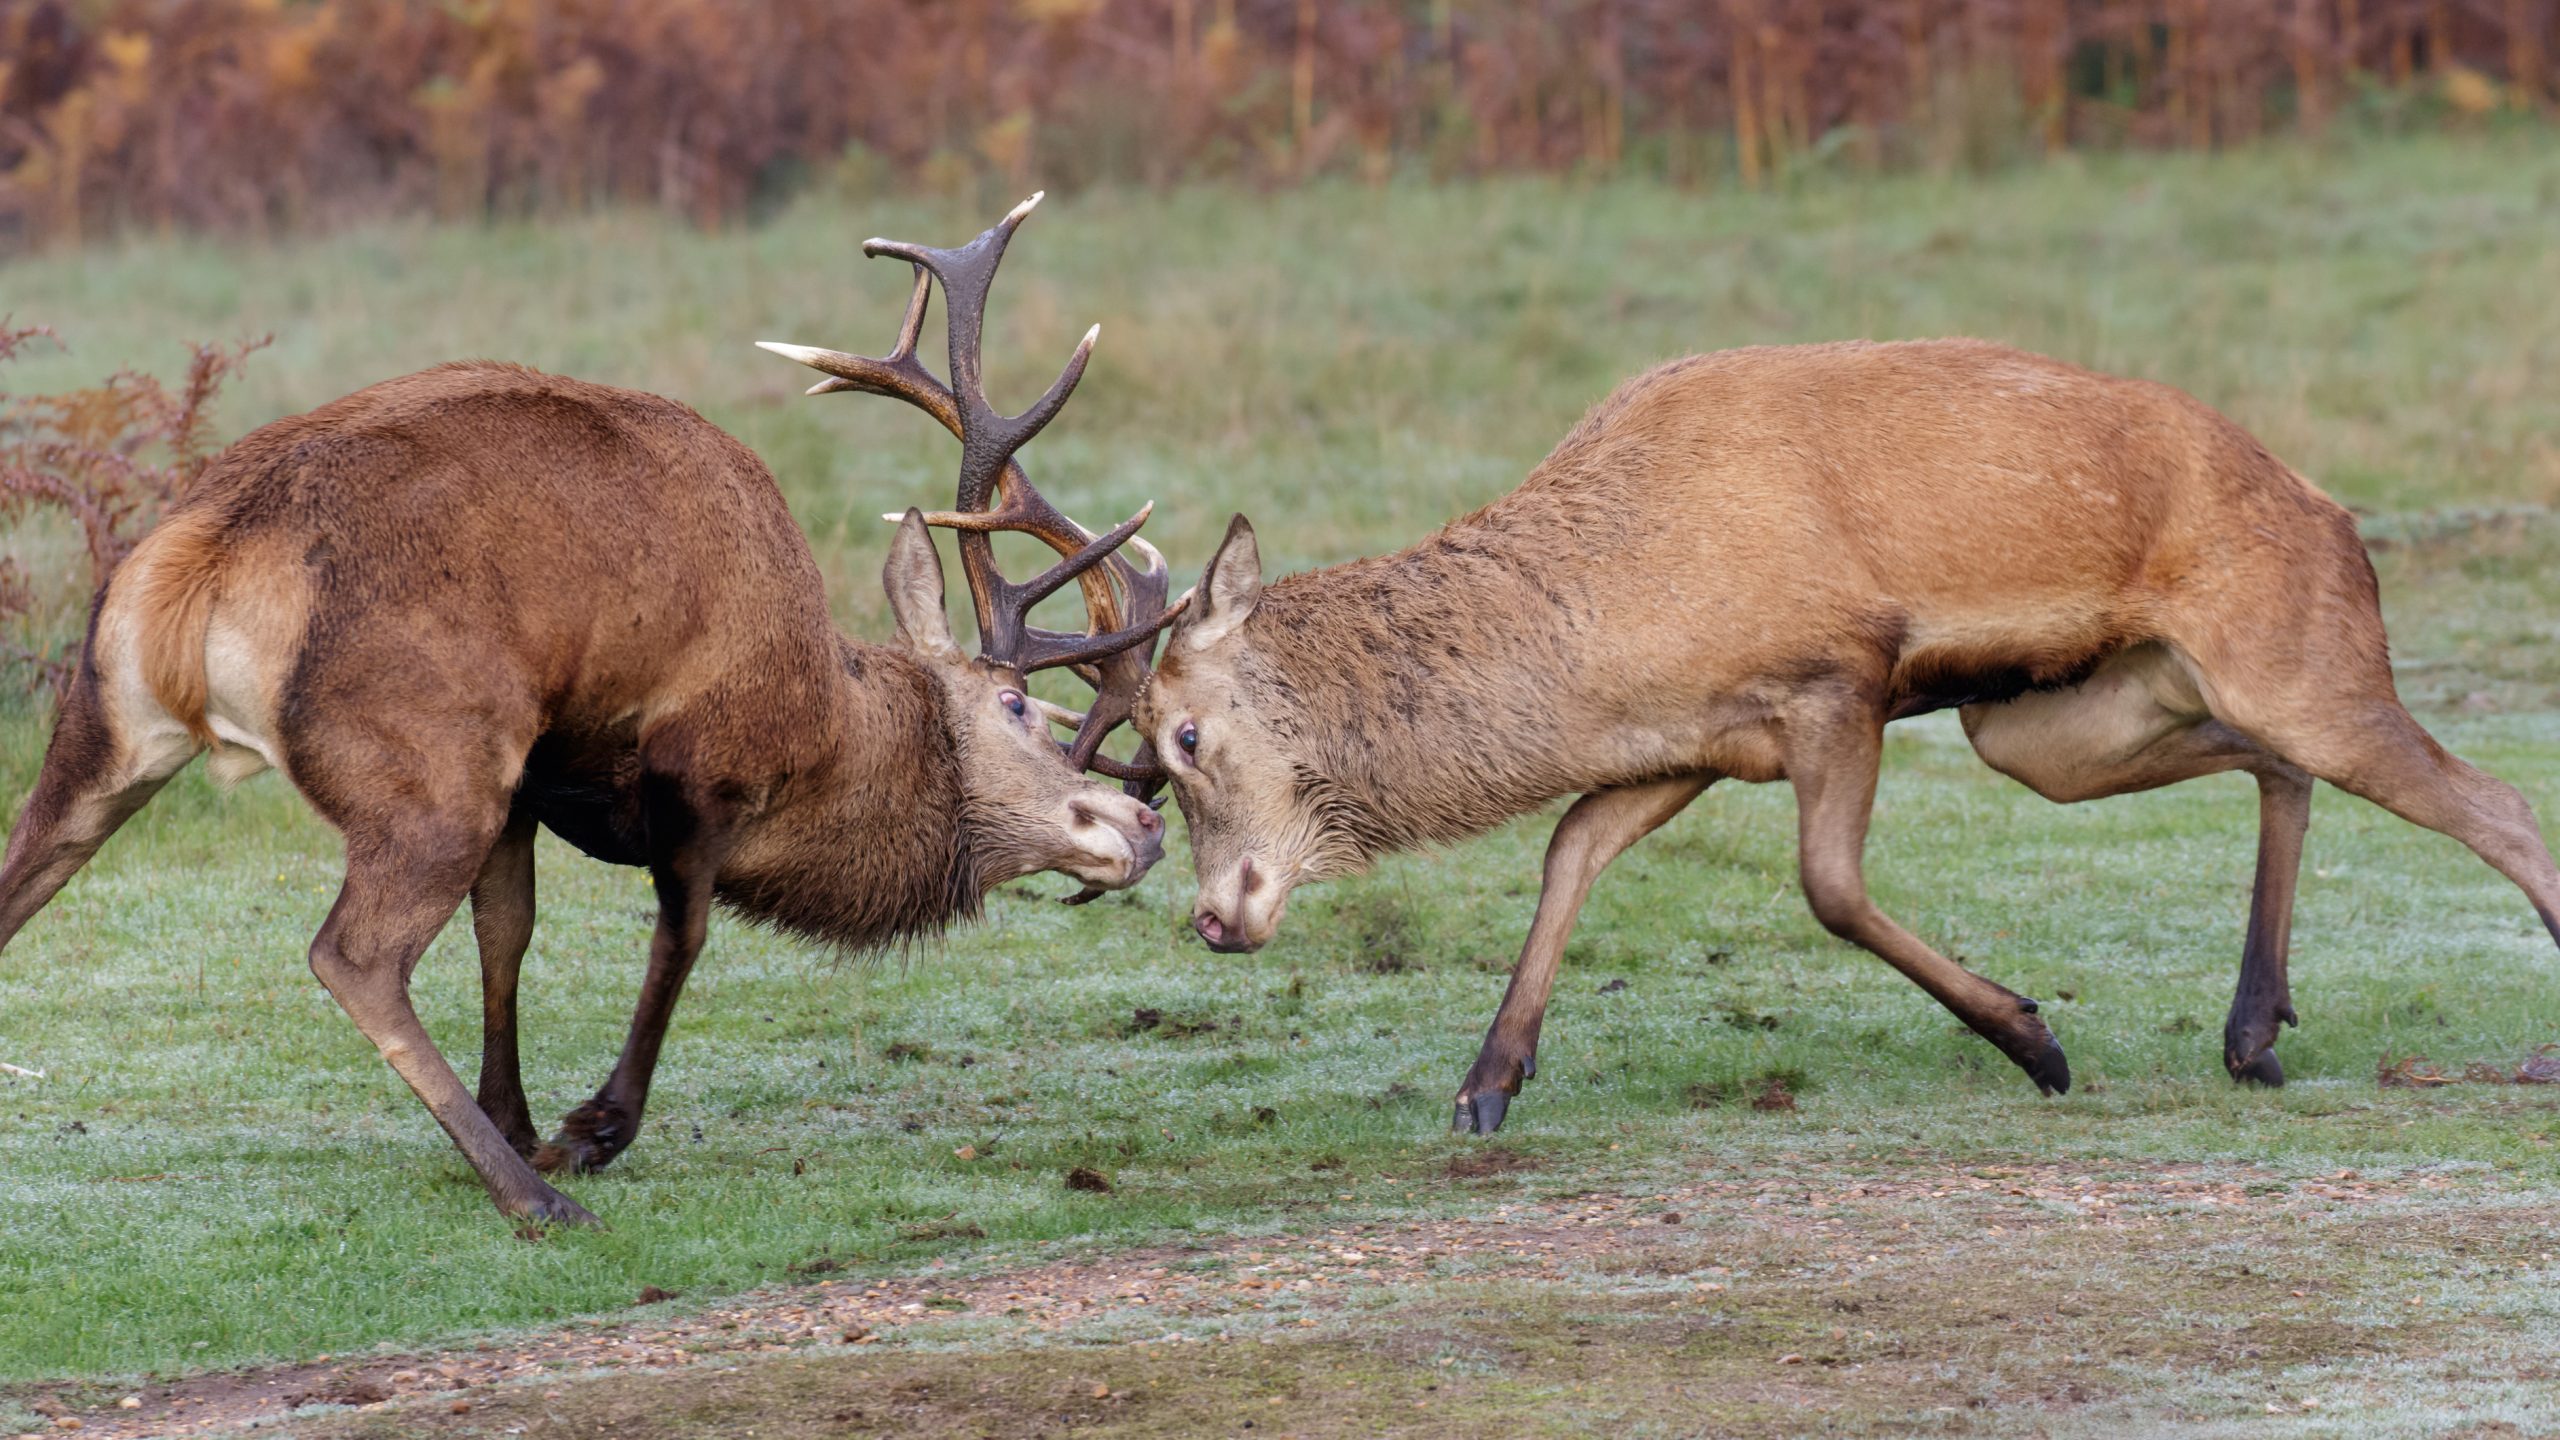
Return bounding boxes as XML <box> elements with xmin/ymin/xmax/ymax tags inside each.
<box><xmin>126</xmin><ymin>508</ymin><xmax>229</xmax><ymax>746</ymax></box>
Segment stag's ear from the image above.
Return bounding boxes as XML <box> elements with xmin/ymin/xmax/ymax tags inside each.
<box><xmin>1177</xmin><ymin>513</ymin><xmax>1263</xmax><ymax>654</ymax></box>
<box><xmin>883</xmin><ymin>510</ymin><xmax>964</xmax><ymax>663</ymax></box>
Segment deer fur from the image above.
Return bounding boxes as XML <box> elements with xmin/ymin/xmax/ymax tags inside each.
<box><xmin>1138</xmin><ymin>337</ymin><xmax>2560</xmax><ymax>1133</ymax></box>
<box><xmin>0</xmin><ymin>361</ymin><xmax>1165</xmax><ymax>1222</ymax></box>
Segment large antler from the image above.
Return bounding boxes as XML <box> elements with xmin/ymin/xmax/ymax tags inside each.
<box><xmin>758</xmin><ymin>193</ymin><xmax>1178</xmax><ymax>793</ymax></box>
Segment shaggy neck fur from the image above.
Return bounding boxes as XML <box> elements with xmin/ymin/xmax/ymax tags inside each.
<box><xmin>713</xmin><ymin>641</ymin><xmax>985</xmax><ymax>949</ymax></box>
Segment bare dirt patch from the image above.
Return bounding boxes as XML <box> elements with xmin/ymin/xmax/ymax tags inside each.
<box><xmin>22</xmin><ymin>1154</ymin><xmax>2545</xmax><ymax>1439</ymax></box>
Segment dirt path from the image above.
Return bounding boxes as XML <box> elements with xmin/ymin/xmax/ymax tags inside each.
<box><xmin>17</xmin><ymin>1155</ymin><xmax>2554</xmax><ymax>1439</ymax></box>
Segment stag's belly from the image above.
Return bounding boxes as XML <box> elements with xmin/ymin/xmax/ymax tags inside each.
<box><xmin>516</xmin><ymin>731</ymin><xmax>649</xmax><ymax>866</ymax></box>
<box><xmin>1881</xmin><ymin>592</ymin><xmax>2140</xmax><ymax>720</ymax></box>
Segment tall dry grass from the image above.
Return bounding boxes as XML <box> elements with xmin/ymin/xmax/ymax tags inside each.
<box><xmin>1</xmin><ymin>0</ymin><xmax>2552</xmax><ymax>246</ymax></box>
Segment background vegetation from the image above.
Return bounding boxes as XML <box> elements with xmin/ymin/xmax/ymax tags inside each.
<box><xmin>1</xmin><ymin>134</ymin><xmax>2557</xmax><ymax>1432</ymax></box>
<box><xmin>4</xmin><ymin>0</ymin><xmax>2559</xmax><ymax>245</ymax></box>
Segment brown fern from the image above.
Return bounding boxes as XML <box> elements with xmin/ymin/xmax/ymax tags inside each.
<box><xmin>0</xmin><ymin>320</ymin><xmax>267</xmax><ymax>700</ymax></box>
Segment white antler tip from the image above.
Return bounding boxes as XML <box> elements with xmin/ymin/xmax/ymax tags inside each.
<box><xmin>1082</xmin><ymin>323</ymin><xmax>1102</xmax><ymax>348</ymax></box>
<box><xmin>1007</xmin><ymin>192</ymin><xmax>1045</xmax><ymax>225</ymax></box>
<box><xmin>881</xmin><ymin>512</ymin><xmax>906</xmax><ymax>523</ymax></box>
<box><xmin>757</xmin><ymin>340</ymin><xmax>824</xmax><ymax>365</ymax></box>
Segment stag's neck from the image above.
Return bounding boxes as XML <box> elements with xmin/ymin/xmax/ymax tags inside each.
<box><xmin>714</xmin><ymin>641</ymin><xmax>985</xmax><ymax>949</ymax></box>
<box><xmin>1245</xmin><ymin>505</ymin><xmax>1643</xmax><ymax>858</ymax></box>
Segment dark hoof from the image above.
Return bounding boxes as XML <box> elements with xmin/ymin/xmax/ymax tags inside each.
<box><xmin>1998</xmin><ymin>1018</ymin><xmax>2070</xmax><ymax>1096</ymax></box>
<box><xmin>2022</xmin><ymin>1036</ymin><xmax>2071</xmax><ymax>1095</ymax></box>
<box><xmin>1972</xmin><ymin>1006</ymin><xmax>2071</xmax><ymax>1096</ymax></box>
<box><xmin>1520</xmin><ymin>1052</ymin><xmax>1537</xmax><ymax>1083</ymax></box>
<box><xmin>535</xmin><ymin>1098</ymin><xmax>633</xmax><ymax>1175</ymax></box>
<box><xmin>2228</xmin><ymin>1048</ymin><xmax>2285</xmax><ymax>1087</ymax></box>
<box><xmin>1452</xmin><ymin>1089</ymin><xmax>1512</xmax><ymax>1135</ymax></box>
<box><xmin>503</xmin><ymin>1185</ymin><xmax>600</xmax><ymax>1228</ymax></box>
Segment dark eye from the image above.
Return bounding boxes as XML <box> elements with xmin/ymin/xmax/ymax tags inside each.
<box><xmin>1177</xmin><ymin>722</ymin><xmax>1198</xmax><ymax>757</ymax></box>
<box><xmin>999</xmin><ymin>690</ymin><xmax>1027</xmax><ymax>719</ymax></box>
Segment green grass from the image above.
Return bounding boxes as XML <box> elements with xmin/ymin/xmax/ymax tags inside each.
<box><xmin>4</xmin><ymin>131</ymin><xmax>2560</xmax><ymax>1418</ymax></box>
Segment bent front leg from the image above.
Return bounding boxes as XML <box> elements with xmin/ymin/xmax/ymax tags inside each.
<box><xmin>1453</xmin><ymin>775</ymin><xmax>1712</xmax><ymax>1135</ymax></box>
<box><xmin>1792</xmin><ymin>695</ymin><xmax>2067</xmax><ymax>1094</ymax></box>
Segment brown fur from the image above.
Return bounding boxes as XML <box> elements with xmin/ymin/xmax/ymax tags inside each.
<box><xmin>1140</xmin><ymin>338</ymin><xmax>2560</xmax><ymax>1129</ymax></box>
<box><xmin>0</xmin><ymin>361</ymin><xmax>1163</xmax><ymax>1222</ymax></box>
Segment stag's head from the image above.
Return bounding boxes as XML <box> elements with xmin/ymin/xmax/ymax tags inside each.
<box><xmin>1135</xmin><ymin>515</ymin><xmax>1349</xmax><ymax>952</ymax></box>
<box><xmin>764</xmin><ymin>195</ymin><xmax>1181</xmax><ymax>898</ymax></box>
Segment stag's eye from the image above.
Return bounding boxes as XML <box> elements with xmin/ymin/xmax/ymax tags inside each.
<box><xmin>1177</xmin><ymin>722</ymin><xmax>1199</xmax><ymax>758</ymax></box>
<box><xmin>999</xmin><ymin>689</ymin><xmax>1028</xmax><ymax>719</ymax></box>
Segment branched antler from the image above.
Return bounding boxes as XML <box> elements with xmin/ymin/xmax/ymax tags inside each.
<box><xmin>760</xmin><ymin>195</ymin><xmax>1178</xmax><ymax>792</ymax></box>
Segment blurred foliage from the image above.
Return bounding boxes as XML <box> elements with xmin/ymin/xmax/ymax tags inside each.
<box><xmin>0</xmin><ymin>321</ymin><xmax>263</xmax><ymax>696</ymax></box>
<box><xmin>0</xmin><ymin>0</ymin><xmax>2554</xmax><ymax>246</ymax></box>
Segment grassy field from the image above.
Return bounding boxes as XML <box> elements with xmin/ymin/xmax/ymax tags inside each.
<box><xmin>4</xmin><ymin>133</ymin><xmax>2560</xmax><ymax>1434</ymax></box>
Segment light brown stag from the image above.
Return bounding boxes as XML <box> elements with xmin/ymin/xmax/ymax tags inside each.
<box><xmin>1137</xmin><ymin>338</ymin><xmax>2560</xmax><ymax>1132</ymax></box>
<box><xmin>0</xmin><ymin>198</ymin><xmax>1178</xmax><ymax>1222</ymax></box>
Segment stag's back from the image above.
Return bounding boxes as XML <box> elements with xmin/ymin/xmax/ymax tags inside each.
<box><xmin>1461</xmin><ymin>338</ymin><xmax>2349</xmax><ymax>693</ymax></box>
<box><xmin>108</xmin><ymin>362</ymin><xmax>843</xmax><ymax>784</ymax></box>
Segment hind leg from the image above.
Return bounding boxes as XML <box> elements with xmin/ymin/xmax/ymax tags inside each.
<box><xmin>470</xmin><ymin>811</ymin><xmax>540</xmax><ymax>1158</ymax></box>
<box><xmin>2244</xmin><ymin>696</ymin><xmax>2560</xmax><ymax>940</ymax></box>
<box><xmin>2224</xmin><ymin>768</ymin><xmax>2311</xmax><ymax>1086</ymax></box>
<box><xmin>0</xmin><ymin>658</ymin><xmax>194</xmax><ymax>952</ymax></box>
<box><xmin>312</xmin><ymin>817</ymin><xmax>592</xmax><ymax>1225</ymax></box>
<box><xmin>1963</xmin><ymin>646</ymin><xmax>2314</xmax><ymax>1084</ymax></box>
<box><xmin>2173</xmin><ymin>546</ymin><xmax>2560</xmax><ymax>1017</ymax></box>
<box><xmin>295</xmin><ymin>712</ymin><xmax>588</xmax><ymax>1223</ymax></box>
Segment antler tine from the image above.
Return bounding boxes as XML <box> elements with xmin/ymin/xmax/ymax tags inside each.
<box><xmin>771</xmin><ymin>194</ymin><xmax>1181</xmax><ymax>795</ymax></box>
<box><xmin>859</xmin><ymin>192</ymin><xmax>1091</xmax><ymax>512</ymax></box>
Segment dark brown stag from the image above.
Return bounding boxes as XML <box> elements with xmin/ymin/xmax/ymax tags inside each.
<box><xmin>0</xmin><ymin>198</ymin><xmax>1175</xmax><ymax>1223</ymax></box>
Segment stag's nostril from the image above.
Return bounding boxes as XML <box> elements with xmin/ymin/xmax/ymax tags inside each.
<box><xmin>1237</xmin><ymin>855</ymin><xmax>1261</xmax><ymax>897</ymax></box>
<box><xmin>1194</xmin><ymin>912</ymin><xmax>1226</xmax><ymax>946</ymax></box>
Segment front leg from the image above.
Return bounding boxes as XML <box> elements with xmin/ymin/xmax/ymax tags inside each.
<box><xmin>471</xmin><ymin>814</ymin><xmax>541</xmax><ymax>1158</ymax></box>
<box><xmin>1454</xmin><ymin>776</ymin><xmax>1711</xmax><ymax>1135</ymax></box>
<box><xmin>536</xmin><ymin>773</ymin><xmax>734</xmax><ymax>1175</ymax></box>
<box><xmin>1790</xmin><ymin>694</ymin><xmax>2068</xmax><ymax>1094</ymax></box>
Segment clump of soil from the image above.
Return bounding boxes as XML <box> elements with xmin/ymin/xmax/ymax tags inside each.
<box><xmin>1686</xmin><ymin>1069</ymin><xmax>1804</xmax><ymax>1111</ymax></box>
<box><xmin>1121</xmin><ymin>1007</ymin><xmax>1230</xmax><ymax>1039</ymax></box>
<box><xmin>1447</xmin><ymin>1145</ymin><xmax>1541</xmax><ymax>1179</ymax></box>
<box><xmin>2378</xmin><ymin>1045</ymin><xmax>2560</xmax><ymax>1087</ymax></box>
<box><xmin>635</xmin><ymin>1286</ymin><xmax>680</xmax><ymax>1305</ymax></box>
<box><xmin>1064</xmin><ymin>1167</ymin><xmax>1114</xmax><ymax>1194</ymax></box>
